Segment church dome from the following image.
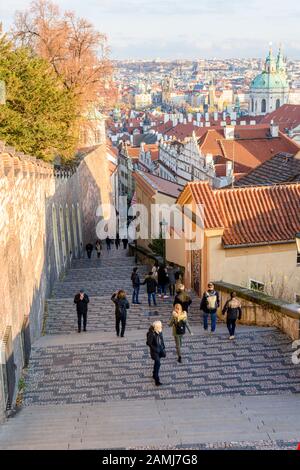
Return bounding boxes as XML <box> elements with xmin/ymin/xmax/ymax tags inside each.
<box><xmin>251</xmin><ymin>71</ymin><xmax>289</xmax><ymax>90</ymax></box>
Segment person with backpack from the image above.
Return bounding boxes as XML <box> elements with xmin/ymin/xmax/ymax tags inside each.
<box><xmin>131</xmin><ymin>267</ymin><xmax>141</xmax><ymax>304</ymax></box>
<box><xmin>142</xmin><ymin>272</ymin><xmax>158</xmax><ymax>306</ymax></box>
<box><xmin>146</xmin><ymin>320</ymin><xmax>166</xmax><ymax>386</ymax></box>
<box><xmin>222</xmin><ymin>291</ymin><xmax>242</xmax><ymax>340</ymax></box>
<box><xmin>111</xmin><ymin>290</ymin><xmax>130</xmax><ymax>337</ymax></box>
<box><xmin>173</xmin><ymin>284</ymin><xmax>192</xmax><ymax>313</ymax></box>
<box><xmin>200</xmin><ymin>282</ymin><xmax>220</xmax><ymax>333</ymax></box>
<box><xmin>169</xmin><ymin>303</ymin><xmax>192</xmax><ymax>363</ymax></box>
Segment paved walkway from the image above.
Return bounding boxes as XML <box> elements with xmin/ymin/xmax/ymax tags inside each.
<box><xmin>0</xmin><ymin>248</ymin><xmax>299</xmax><ymax>449</ymax></box>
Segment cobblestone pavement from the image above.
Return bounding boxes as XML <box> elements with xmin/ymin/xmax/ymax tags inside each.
<box><xmin>1</xmin><ymin>247</ymin><xmax>299</xmax><ymax>450</ymax></box>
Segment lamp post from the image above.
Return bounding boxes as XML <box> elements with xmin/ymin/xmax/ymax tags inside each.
<box><xmin>295</xmin><ymin>233</ymin><xmax>300</xmax><ymax>264</ymax></box>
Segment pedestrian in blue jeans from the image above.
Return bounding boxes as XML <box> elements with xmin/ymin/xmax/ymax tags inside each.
<box><xmin>200</xmin><ymin>282</ymin><xmax>220</xmax><ymax>333</ymax></box>
<box><xmin>131</xmin><ymin>267</ymin><xmax>141</xmax><ymax>304</ymax></box>
<box><xmin>142</xmin><ymin>272</ymin><xmax>157</xmax><ymax>306</ymax></box>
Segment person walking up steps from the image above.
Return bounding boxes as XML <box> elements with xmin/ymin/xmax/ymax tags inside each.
<box><xmin>157</xmin><ymin>265</ymin><xmax>168</xmax><ymax>298</ymax></box>
<box><xmin>115</xmin><ymin>233</ymin><xmax>120</xmax><ymax>250</ymax></box>
<box><xmin>131</xmin><ymin>267</ymin><xmax>141</xmax><ymax>304</ymax></box>
<box><xmin>200</xmin><ymin>282</ymin><xmax>220</xmax><ymax>333</ymax></box>
<box><xmin>142</xmin><ymin>271</ymin><xmax>157</xmax><ymax>307</ymax></box>
<box><xmin>173</xmin><ymin>284</ymin><xmax>192</xmax><ymax>312</ymax></box>
<box><xmin>222</xmin><ymin>291</ymin><xmax>242</xmax><ymax>340</ymax></box>
<box><xmin>111</xmin><ymin>290</ymin><xmax>130</xmax><ymax>337</ymax></box>
<box><xmin>169</xmin><ymin>303</ymin><xmax>192</xmax><ymax>363</ymax></box>
<box><xmin>146</xmin><ymin>320</ymin><xmax>166</xmax><ymax>386</ymax></box>
<box><xmin>85</xmin><ymin>243</ymin><xmax>93</xmax><ymax>259</ymax></box>
<box><xmin>122</xmin><ymin>237</ymin><xmax>128</xmax><ymax>249</ymax></box>
<box><xmin>106</xmin><ymin>236</ymin><xmax>112</xmax><ymax>251</ymax></box>
<box><xmin>167</xmin><ymin>263</ymin><xmax>176</xmax><ymax>296</ymax></box>
<box><xmin>74</xmin><ymin>289</ymin><xmax>89</xmax><ymax>333</ymax></box>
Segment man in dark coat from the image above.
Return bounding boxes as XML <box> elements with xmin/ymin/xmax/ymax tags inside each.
<box><xmin>146</xmin><ymin>321</ymin><xmax>165</xmax><ymax>386</ymax></box>
<box><xmin>200</xmin><ymin>282</ymin><xmax>220</xmax><ymax>333</ymax></box>
<box><xmin>131</xmin><ymin>267</ymin><xmax>141</xmax><ymax>304</ymax></box>
<box><xmin>142</xmin><ymin>272</ymin><xmax>158</xmax><ymax>306</ymax></box>
<box><xmin>111</xmin><ymin>290</ymin><xmax>130</xmax><ymax>337</ymax></box>
<box><xmin>85</xmin><ymin>243</ymin><xmax>93</xmax><ymax>259</ymax></box>
<box><xmin>173</xmin><ymin>284</ymin><xmax>192</xmax><ymax>312</ymax></box>
<box><xmin>74</xmin><ymin>289</ymin><xmax>89</xmax><ymax>332</ymax></box>
<box><xmin>122</xmin><ymin>238</ymin><xmax>128</xmax><ymax>249</ymax></box>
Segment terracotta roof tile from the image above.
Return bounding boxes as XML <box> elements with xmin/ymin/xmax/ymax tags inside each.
<box><xmin>179</xmin><ymin>181</ymin><xmax>300</xmax><ymax>247</ymax></box>
<box><xmin>260</xmin><ymin>104</ymin><xmax>300</xmax><ymax>131</ymax></box>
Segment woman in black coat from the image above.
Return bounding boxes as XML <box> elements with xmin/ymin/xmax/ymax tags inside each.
<box><xmin>146</xmin><ymin>320</ymin><xmax>166</xmax><ymax>386</ymax></box>
<box><xmin>111</xmin><ymin>290</ymin><xmax>130</xmax><ymax>337</ymax></box>
<box><xmin>157</xmin><ymin>265</ymin><xmax>168</xmax><ymax>298</ymax></box>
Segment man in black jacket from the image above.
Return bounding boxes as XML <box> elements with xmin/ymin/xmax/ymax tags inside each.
<box><xmin>142</xmin><ymin>272</ymin><xmax>157</xmax><ymax>306</ymax></box>
<box><xmin>74</xmin><ymin>289</ymin><xmax>89</xmax><ymax>332</ymax></box>
<box><xmin>131</xmin><ymin>267</ymin><xmax>141</xmax><ymax>304</ymax></box>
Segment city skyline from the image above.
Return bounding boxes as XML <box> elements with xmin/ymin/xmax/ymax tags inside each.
<box><xmin>1</xmin><ymin>0</ymin><xmax>300</xmax><ymax>60</ymax></box>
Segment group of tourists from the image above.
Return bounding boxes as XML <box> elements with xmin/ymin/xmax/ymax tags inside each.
<box><xmin>130</xmin><ymin>263</ymin><xmax>183</xmax><ymax>307</ymax></box>
<box><xmin>73</xmin><ymin>259</ymin><xmax>242</xmax><ymax>388</ymax></box>
<box><xmin>85</xmin><ymin>236</ymin><xmax>129</xmax><ymax>258</ymax></box>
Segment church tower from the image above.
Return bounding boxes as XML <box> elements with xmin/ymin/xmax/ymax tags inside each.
<box><xmin>249</xmin><ymin>44</ymin><xmax>289</xmax><ymax>116</ymax></box>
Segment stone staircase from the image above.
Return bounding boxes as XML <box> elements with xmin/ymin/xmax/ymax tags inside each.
<box><xmin>0</xmin><ymin>247</ymin><xmax>300</xmax><ymax>449</ymax></box>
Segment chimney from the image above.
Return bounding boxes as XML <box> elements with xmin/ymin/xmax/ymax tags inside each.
<box><xmin>213</xmin><ymin>112</ymin><xmax>218</xmax><ymax>121</ymax></box>
<box><xmin>250</xmin><ymin>120</ymin><xmax>256</xmax><ymax>125</ymax></box>
<box><xmin>226</xmin><ymin>160</ymin><xmax>233</xmax><ymax>177</ymax></box>
<box><xmin>240</xmin><ymin>121</ymin><xmax>246</xmax><ymax>126</ymax></box>
<box><xmin>164</xmin><ymin>113</ymin><xmax>169</xmax><ymax>123</ymax></box>
<box><xmin>205</xmin><ymin>153</ymin><xmax>213</xmax><ymax>167</ymax></box>
<box><xmin>179</xmin><ymin>114</ymin><xmax>184</xmax><ymax>123</ymax></box>
<box><xmin>140</xmin><ymin>142</ymin><xmax>145</xmax><ymax>152</ymax></box>
<box><xmin>270</xmin><ymin>120</ymin><xmax>279</xmax><ymax>138</ymax></box>
<box><xmin>222</xmin><ymin>112</ymin><xmax>226</xmax><ymax>120</ymax></box>
<box><xmin>172</xmin><ymin>118</ymin><xmax>178</xmax><ymax>127</ymax></box>
<box><xmin>205</xmin><ymin>112</ymin><xmax>209</xmax><ymax>122</ymax></box>
<box><xmin>187</xmin><ymin>113</ymin><xmax>193</xmax><ymax>123</ymax></box>
<box><xmin>196</xmin><ymin>113</ymin><xmax>201</xmax><ymax>122</ymax></box>
<box><xmin>224</xmin><ymin>125</ymin><xmax>235</xmax><ymax>140</ymax></box>
<box><xmin>220</xmin><ymin>121</ymin><xmax>226</xmax><ymax>127</ymax></box>
<box><xmin>183</xmin><ymin>118</ymin><xmax>187</xmax><ymax>125</ymax></box>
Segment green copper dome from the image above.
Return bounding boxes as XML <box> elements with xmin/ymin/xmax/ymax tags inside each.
<box><xmin>251</xmin><ymin>71</ymin><xmax>289</xmax><ymax>90</ymax></box>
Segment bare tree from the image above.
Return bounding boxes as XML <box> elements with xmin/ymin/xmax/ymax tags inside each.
<box><xmin>13</xmin><ymin>0</ymin><xmax>115</xmax><ymax>111</ymax></box>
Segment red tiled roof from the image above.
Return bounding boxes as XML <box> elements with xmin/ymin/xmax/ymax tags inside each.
<box><xmin>260</xmin><ymin>104</ymin><xmax>300</xmax><ymax>131</ymax></box>
<box><xmin>178</xmin><ymin>181</ymin><xmax>300</xmax><ymax>247</ymax></box>
<box><xmin>135</xmin><ymin>171</ymin><xmax>183</xmax><ymax>198</ymax></box>
<box><xmin>198</xmin><ymin>127</ymin><xmax>300</xmax><ymax>171</ymax></box>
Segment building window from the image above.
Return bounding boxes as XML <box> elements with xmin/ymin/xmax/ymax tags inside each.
<box><xmin>251</xmin><ymin>98</ymin><xmax>254</xmax><ymax>113</ymax></box>
<box><xmin>261</xmin><ymin>99</ymin><xmax>266</xmax><ymax>113</ymax></box>
<box><xmin>249</xmin><ymin>279</ymin><xmax>265</xmax><ymax>292</ymax></box>
<box><xmin>276</xmin><ymin>99</ymin><xmax>280</xmax><ymax>109</ymax></box>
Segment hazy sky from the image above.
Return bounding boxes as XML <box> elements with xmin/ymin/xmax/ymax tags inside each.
<box><xmin>1</xmin><ymin>0</ymin><xmax>299</xmax><ymax>59</ymax></box>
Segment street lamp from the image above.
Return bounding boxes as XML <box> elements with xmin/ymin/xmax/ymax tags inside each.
<box><xmin>295</xmin><ymin>233</ymin><xmax>300</xmax><ymax>264</ymax></box>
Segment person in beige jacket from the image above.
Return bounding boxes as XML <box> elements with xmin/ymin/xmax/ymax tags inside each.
<box><xmin>169</xmin><ymin>303</ymin><xmax>193</xmax><ymax>363</ymax></box>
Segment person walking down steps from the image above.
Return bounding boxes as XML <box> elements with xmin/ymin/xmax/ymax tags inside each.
<box><xmin>85</xmin><ymin>243</ymin><xmax>93</xmax><ymax>259</ymax></box>
<box><xmin>146</xmin><ymin>320</ymin><xmax>166</xmax><ymax>386</ymax></box>
<box><xmin>169</xmin><ymin>303</ymin><xmax>192</xmax><ymax>363</ymax></box>
<box><xmin>222</xmin><ymin>291</ymin><xmax>242</xmax><ymax>340</ymax></box>
<box><xmin>142</xmin><ymin>271</ymin><xmax>158</xmax><ymax>307</ymax></box>
<box><xmin>111</xmin><ymin>290</ymin><xmax>130</xmax><ymax>337</ymax></box>
<box><xmin>74</xmin><ymin>289</ymin><xmax>89</xmax><ymax>333</ymax></box>
<box><xmin>95</xmin><ymin>239</ymin><xmax>102</xmax><ymax>259</ymax></box>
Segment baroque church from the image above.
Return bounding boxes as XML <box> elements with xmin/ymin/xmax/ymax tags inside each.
<box><xmin>249</xmin><ymin>45</ymin><xmax>289</xmax><ymax>116</ymax></box>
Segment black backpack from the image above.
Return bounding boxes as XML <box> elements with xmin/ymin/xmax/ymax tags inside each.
<box><xmin>176</xmin><ymin>320</ymin><xmax>186</xmax><ymax>335</ymax></box>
